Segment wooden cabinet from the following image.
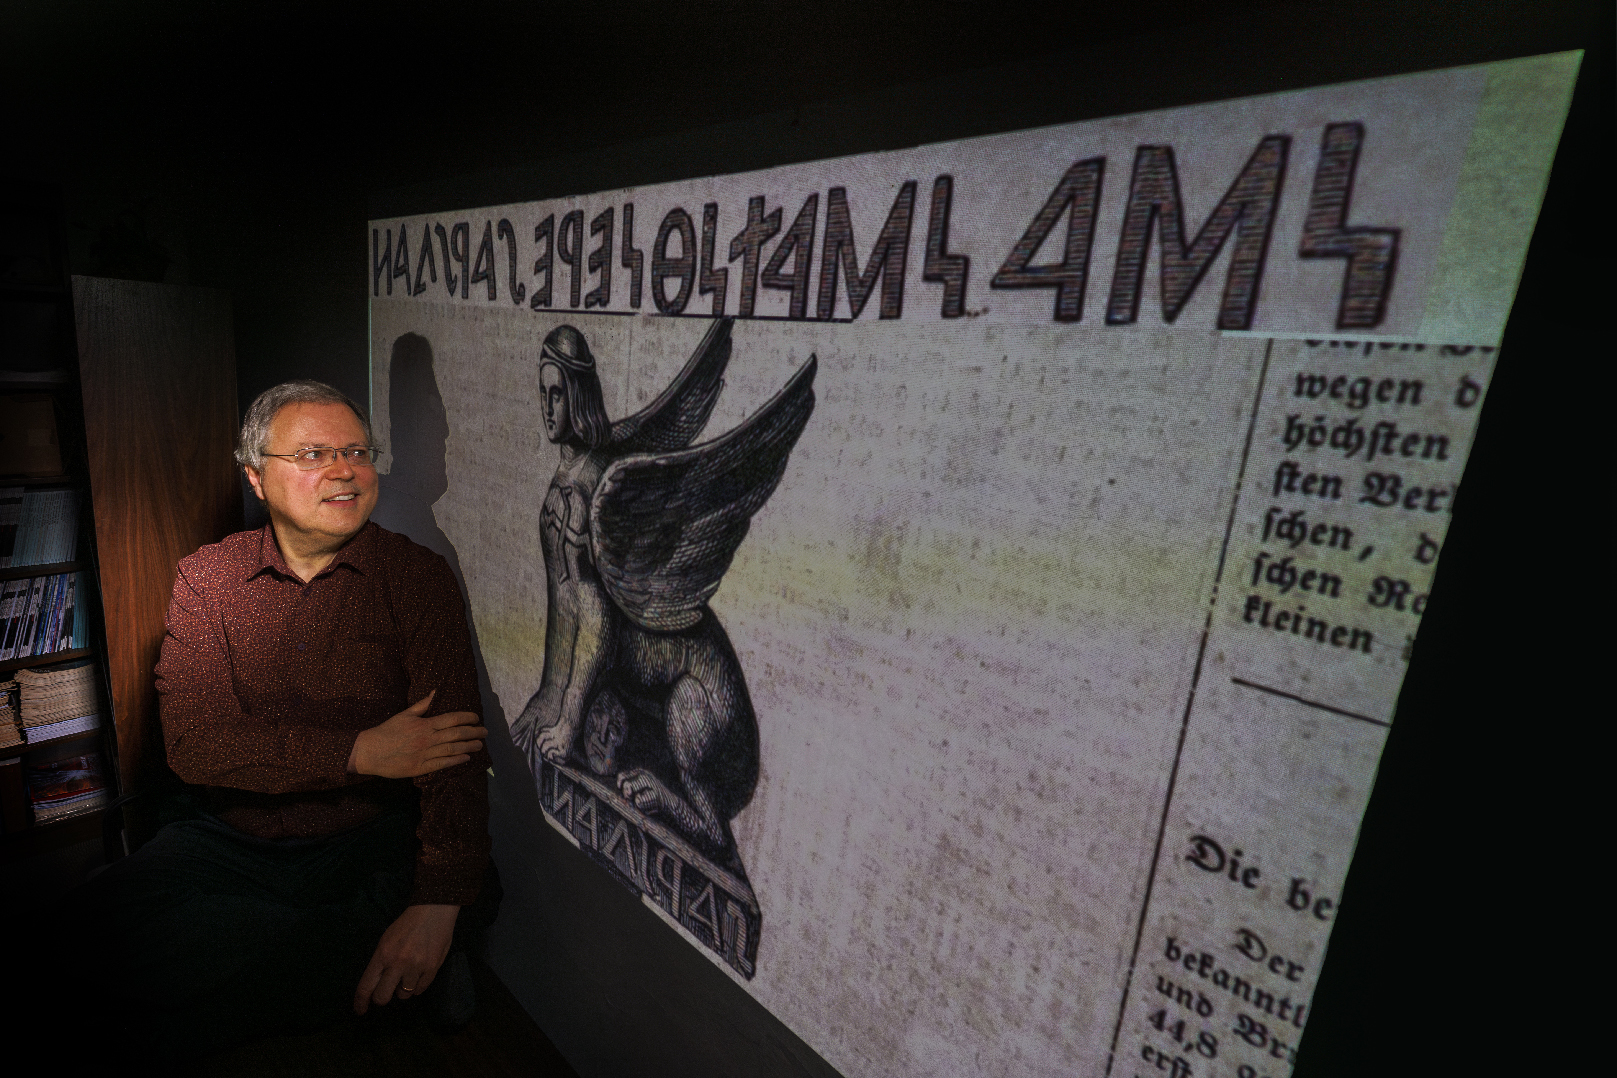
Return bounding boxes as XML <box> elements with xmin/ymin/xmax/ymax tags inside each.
<box><xmin>73</xmin><ymin>276</ymin><xmax>241</xmax><ymax>809</ymax></box>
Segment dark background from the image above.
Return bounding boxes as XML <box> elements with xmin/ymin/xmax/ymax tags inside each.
<box><xmin>6</xmin><ymin>2</ymin><xmax>1607</xmax><ymax>1074</ymax></box>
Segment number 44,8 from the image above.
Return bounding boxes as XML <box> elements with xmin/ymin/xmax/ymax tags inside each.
<box><xmin>1148</xmin><ymin>1008</ymin><xmax>1219</xmax><ymax>1058</ymax></box>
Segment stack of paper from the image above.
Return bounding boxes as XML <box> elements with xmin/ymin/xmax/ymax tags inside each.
<box><xmin>14</xmin><ymin>659</ymin><xmax>100</xmax><ymax>744</ymax></box>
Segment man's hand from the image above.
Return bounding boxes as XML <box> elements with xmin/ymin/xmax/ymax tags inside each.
<box><xmin>348</xmin><ymin>690</ymin><xmax>487</xmax><ymax>779</ymax></box>
<box><xmin>353</xmin><ymin>903</ymin><xmax>460</xmax><ymax>1014</ymax></box>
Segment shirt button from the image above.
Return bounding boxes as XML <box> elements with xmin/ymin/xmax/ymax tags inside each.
<box><xmin>298</xmin><ymin>643</ymin><xmax>306</xmax><ymax>651</ymax></box>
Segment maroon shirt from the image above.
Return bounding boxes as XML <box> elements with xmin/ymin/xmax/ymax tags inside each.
<box><xmin>154</xmin><ymin>521</ymin><xmax>490</xmax><ymax>906</ymax></box>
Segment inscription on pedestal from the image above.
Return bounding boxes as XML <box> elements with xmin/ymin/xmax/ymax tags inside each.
<box><xmin>540</xmin><ymin>759</ymin><xmax>761</xmax><ymax>978</ymax></box>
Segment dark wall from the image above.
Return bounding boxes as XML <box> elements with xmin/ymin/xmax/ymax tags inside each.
<box><xmin>8</xmin><ymin>3</ymin><xmax>1609</xmax><ymax>1074</ymax></box>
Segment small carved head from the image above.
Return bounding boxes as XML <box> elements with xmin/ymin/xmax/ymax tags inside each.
<box><xmin>539</xmin><ymin>325</ymin><xmax>611</xmax><ymax>448</ymax></box>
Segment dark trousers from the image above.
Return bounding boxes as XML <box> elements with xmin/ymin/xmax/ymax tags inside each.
<box><xmin>48</xmin><ymin>807</ymin><xmax>424</xmax><ymax>1062</ymax></box>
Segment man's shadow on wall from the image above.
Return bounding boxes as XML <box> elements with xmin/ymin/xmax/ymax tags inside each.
<box><xmin>371</xmin><ymin>334</ymin><xmax>537</xmax><ymax>818</ymax></box>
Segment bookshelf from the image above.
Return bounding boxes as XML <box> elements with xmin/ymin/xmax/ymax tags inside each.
<box><xmin>1</xmin><ymin>562</ymin><xmax>82</xmax><ymax>580</ymax></box>
<box><xmin>3</xmin><ymin>187</ymin><xmax>240</xmax><ymax>886</ymax></box>
<box><xmin>1</xmin><ymin>182</ymin><xmax>117</xmax><ymax>863</ymax></box>
<box><xmin>1</xmin><ymin>650</ymin><xmax>95</xmax><ymax>678</ymax></box>
<box><xmin>2</xmin><ymin>721</ymin><xmax>106</xmax><ymax>760</ymax></box>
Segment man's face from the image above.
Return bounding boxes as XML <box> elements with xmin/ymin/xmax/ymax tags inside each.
<box><xmin>541</xmin><ymin>364</ymin><xmax>571</xmax><ymax>444</ymax></box>
<box><xmin>245</xmin><ymin>401</ymin><xmax>378</xmax><ymax>549</ymax></box>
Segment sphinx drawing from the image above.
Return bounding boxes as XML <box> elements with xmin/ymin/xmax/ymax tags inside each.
<box><xmin>511</xmin><ymin>317</ymin><xmax>816</xmax><ymax>932</ymax></box>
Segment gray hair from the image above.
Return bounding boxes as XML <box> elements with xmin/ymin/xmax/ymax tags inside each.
<box><xmin>236</xmin><ymin>380</ymin><xmax>374</xmax><ymax>469</ymax></box>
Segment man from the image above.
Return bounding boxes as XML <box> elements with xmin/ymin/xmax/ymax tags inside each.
<box><xmin>81</xmin><ymin>380</ymin><xmax>491</xmax><ymax>1057</ymax></box>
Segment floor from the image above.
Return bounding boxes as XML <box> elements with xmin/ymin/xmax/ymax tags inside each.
<box><xmin>187</xmin><ymin>956</ymin><xmax>580</xmax><ymax>1078</ymax></box>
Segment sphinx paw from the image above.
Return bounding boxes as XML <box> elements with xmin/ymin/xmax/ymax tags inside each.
<box><xmin>536</xmin><ymin>720</ymin><xmax>578</xmax><ymax>764</ymax></box>
<box><xmin>617</xmin><ymin>769</ymin><xmax>671</xmax><ymax>814</ymax></box>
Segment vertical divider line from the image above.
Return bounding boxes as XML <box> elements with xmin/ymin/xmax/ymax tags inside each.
<box><xmin>1102</xmin><ymin>338</ymin><xmax>1274</xmax><ymax>1076</ymax></box>
<box><xmin>624</xmin><ymin>314</ymin><xmax>635</xmax><ymax>412</ymax></box>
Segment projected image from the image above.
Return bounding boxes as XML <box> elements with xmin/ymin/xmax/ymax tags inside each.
<box><xmin>509</xmin><ymin>318</ymin><xmax>817</xmax><ymax>976</ymax></box>
<box><xmin>369</xmin><ymin>51</ymin><xmax>1575</xmax><ymax>1078</ymax></box>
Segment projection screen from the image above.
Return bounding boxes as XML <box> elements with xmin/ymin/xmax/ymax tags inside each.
<box><xmin>367</xmin><ymin>52</ymin><xmax>1577</xmax><ymax>1078</ymax></box>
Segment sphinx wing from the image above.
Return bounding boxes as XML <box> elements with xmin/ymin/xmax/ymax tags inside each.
<box><xmin>609</xmin><ymin>317</ymin><xmax>733</xmax><ymax>454</ymax></box>
<box><xmin>591</xmin><ymin>356</ymin><xmax>817</xmax><ymax>632</ymax></box>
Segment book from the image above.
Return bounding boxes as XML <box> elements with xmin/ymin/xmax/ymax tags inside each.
<box><xmin>34</xmin><ymin>568</ymin><xmax>55</xmax><ymax>652</ymax></box>
<box><xmin>46</xmin><ymin>490</ymin><xmax>76</xmax><ymax>564</ymax></box>
<box><xmin>31</xmin><ymin>573</ymin><xmax>59</xmax><ymax>656</ymax></box>
<box><xmin>72</xmin><ymin>572</ymin><xmax>87</xmax><ymax>649</ymax></box>
<box><xmin>11</xmin><ymin>575</ymin><xmax>46</xmax><ymax>659</ymax></box>
<box><xmin>0</xmin><ymin>579</ymin><xmax>30</xmax><ymax>660</ymax></box>
<box><xmin>0</xmin><ymin>578</ymin><xmax>24</xmax><ymax>657</ymax></box>
<box><xmin>44</xmin><ymin>490</ymin><xmax>76</xmax><ymax>563</ymax></box>
<box><xmin>56</xmin><ymin>572</ymin><xmax>78</xmax><ymax>652</ymax></box>
<box><xmin>24</xmin><ymin>752</ymin><xmax>108</xmax><ymax>823</ymax></box>
<box><xmin>59</xmin><ymin>492</ymin><xmax>79</xmax><ymax>562</ymax></box>
<box><xmin>36</xmin><ymin>571</ymin><xmax>70</xmax><ymax>656</ymax></box>
<box><xmin>7</xmin><ymin>489</ymin><xmax>78</xmax><ymax>568</ymax></box>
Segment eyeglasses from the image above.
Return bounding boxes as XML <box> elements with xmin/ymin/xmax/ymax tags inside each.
<box><xmin>262</xmin><ymin>446</ymin><xmax>382</xmax><ymax>470</ymax></box>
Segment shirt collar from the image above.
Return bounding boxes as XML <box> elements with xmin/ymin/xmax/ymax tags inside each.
<box><xmin>247</xmin><ymin>520</ymin><xmax>377</xmax><ymax>582</ymax></box>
